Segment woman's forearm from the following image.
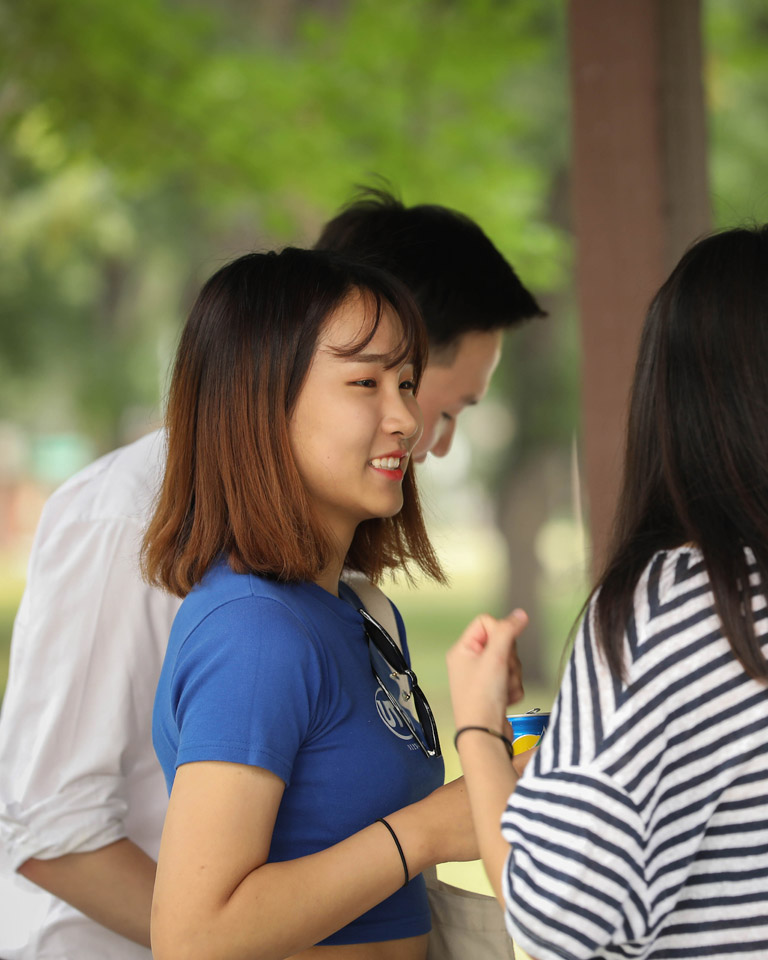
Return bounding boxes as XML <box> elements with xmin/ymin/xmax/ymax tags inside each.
<box><xmin>151</xmin><ymin>775</ymin><xmax>475</xmax><ymax>960</ymax></box>
<box><xmin>19</xmin><ymin>838</ymin><xmax>156</xmax><ymax>947</ymax></box>
<box><xmin>445</xmin><ymin>611</ymin><xmax>528</xmax><ymax>905</ymax></box>
<box><xmin>153</xmin><ymin>816</ymin><xmax>428</xmax><ymax>960</ymax></box>
<box><xmin>454</xmin><ymin>730</ymin><xmax>518</xmax><ymax>906</ymax></box>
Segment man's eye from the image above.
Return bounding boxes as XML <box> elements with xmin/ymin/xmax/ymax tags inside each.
<box><xmin>441</xmin><ymin>412</ymin><xmax>454</xmax><ymax>421</ymax></box>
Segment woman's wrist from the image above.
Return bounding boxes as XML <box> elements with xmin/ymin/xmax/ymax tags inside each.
<box><xmin>376</xmin><ymin>818</ymin><xmax>409</xmax><ymax>887</ymax></box>
<box><xmin>454</xmin><ymin>725</ymin><xmax>514</xmax><ymax>758</ymax></box>
<box><xmin>384</xmin><ymin>803</ymin><xmax>436</xmax><ymax>876</ymax></box>
<box><xmin>453</xmin><ymin>714</ymin><xmax>507</xmax><ymax>731</ymax></box>
<box><xmin>452</xmin><ymin>712</ymin><xmax>509</xmax><ymax>738</ymax></box>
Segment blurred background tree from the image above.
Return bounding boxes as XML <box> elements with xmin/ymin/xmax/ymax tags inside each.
<box><xmin>0</xmin><ymin>0</ymin><xmax>766</xmax><ymax>705</ymax></box>
<box><xmin>0</xmin><ymin>0</ymin><xmax>568</xmax><ymax>447</ymax></box>
<box><xmin>0</xmin><ymin>0</ymin><xmax>571</xmax><ymax>698</ymax></box>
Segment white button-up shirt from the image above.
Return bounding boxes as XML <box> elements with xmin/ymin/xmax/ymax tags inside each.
<box><xmin>0</xmin><ymin>430</ymin><xmax>180</xmax><ymax>959</ymax></box>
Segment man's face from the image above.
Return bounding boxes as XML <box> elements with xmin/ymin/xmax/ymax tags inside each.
<box><xmin>412</xmin><ymin>329</ymin><xmax>503</xmax><ymax>462</ymax></box>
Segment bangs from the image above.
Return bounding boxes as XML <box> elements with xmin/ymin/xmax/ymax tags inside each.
<box><xmin>328</xmin><ymin>285</ymin><xmax>428</xmax><ymax>383</ymax></box>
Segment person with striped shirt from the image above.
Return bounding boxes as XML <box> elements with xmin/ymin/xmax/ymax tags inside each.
<box><xmin>446</xmin><ymin>224</ymin><xmax>768</xmax><ymax>959</ymax></box>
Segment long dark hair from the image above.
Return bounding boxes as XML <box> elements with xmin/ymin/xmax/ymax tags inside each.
<box><xmin>595</xmin><ymin>225</ymin><xmax>768</xmax><ymax>682</ymax></box>
<box><xmin>142</xmin><ymin>247</ymin><xmax>444</xmax><ymax>597</ymax></box>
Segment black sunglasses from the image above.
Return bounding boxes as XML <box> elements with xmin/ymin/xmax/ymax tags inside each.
<box><xmin>358</xmin><ymin>607</ymin><xmax>442</xmax><ymax>759</ymax></box>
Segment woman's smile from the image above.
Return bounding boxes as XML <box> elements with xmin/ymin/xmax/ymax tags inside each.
<box><xmin>369</xmin><ymin>452</ymin><xmax>407</xmax><ymax>478</ymax></box>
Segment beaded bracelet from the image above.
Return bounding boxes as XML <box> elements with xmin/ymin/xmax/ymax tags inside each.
<box><xmin>453</xmin><ymin>725</ymin><xmax>515</xmax><ymax>759</ymax></box>
<box><xmin>377</xmin><ymin>817</ymin><xmax>410</xmax><ymax>887</ymax></box>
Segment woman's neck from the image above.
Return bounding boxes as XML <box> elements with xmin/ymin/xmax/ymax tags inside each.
<box><xmin>313</xmin><ymin>524</ymin><xmax>355</xmax><ymax>596</ymax></box>
<box><xmin>313</xmin><ymin>547</ymin><xmax>350</xmax><ymax>597</ymax></box>
<box><xmin>314</xmin><ymin>567</ymin><xmax>343</xmax><ymax>596</ymax></box>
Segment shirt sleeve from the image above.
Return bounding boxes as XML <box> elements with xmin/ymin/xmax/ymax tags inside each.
<box><xmin>500</xmin><ymin>599</ymin><xmax>652</xmax><ymax>960</ymax></box>
<box><xmin>0</xmin><ymin>510</ymin><xmax>179</xmax><ymax>870</ymax></box>
<box><xmin>501</xmin><ymin>766</ymin><xmax>650</xmax><ymax>960</ymax></box>
<box><xmin>169</xmin><ymin>597</ymin><xmax>326</xmax><ymax>786</ymax></box>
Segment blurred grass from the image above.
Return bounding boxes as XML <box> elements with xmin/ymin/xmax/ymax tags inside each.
<box><xmin>0</xmin><ymin>555</ymin><xmax>26</xmax><ymax>701</ymax></box>
<box><xmin>0</xmin><ymin>607</ymin><xmax>17</xmax><ymax>697</ymax></box>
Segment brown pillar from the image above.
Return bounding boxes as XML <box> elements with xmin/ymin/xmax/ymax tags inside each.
<box><xmin>569</xmin><ymin>0</ymin><xmax>710</xmax><ymax>576</ymax></box>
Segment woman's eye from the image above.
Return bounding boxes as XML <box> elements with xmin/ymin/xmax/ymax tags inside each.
<box><xmin>441</xmin><ymin>412</ymin><xmax>454</xmax><ymax>422</ymax></box>
<box><xmin>400</xmin><ymin>379</ymin><xmax>417</xmax><ymax>391</ymax></box>
<box><xmin>353</xmin><ymin>379</ymin><xmax>377</xmax><ymax>388</ymax></box>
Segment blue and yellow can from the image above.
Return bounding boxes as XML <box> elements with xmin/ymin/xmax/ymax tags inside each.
<box><xmin>506</xmin><ymin>709</ymin><xmax>550</xmax><ymax>756</ymax></box>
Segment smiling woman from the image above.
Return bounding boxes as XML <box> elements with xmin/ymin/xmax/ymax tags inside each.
<box><xmin>288</xmin><ymin>293</ymin><xmax>422</xmax><ymax>565</ymax></box>
<box><xmin>143</xmin><ymin>250</ymin><xmax>441</xmax><ymax>597</ymax></box>
<box><xmin>140</xmin><ymin>247</ymin><xmax>482</xmax><ymax>960</ymax></box>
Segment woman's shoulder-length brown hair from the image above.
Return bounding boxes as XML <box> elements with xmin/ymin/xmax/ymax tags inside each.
<box><xmin>142</xmin><ymin>247</ymin><xmax>444</xmax><ymax>598</ymax></box>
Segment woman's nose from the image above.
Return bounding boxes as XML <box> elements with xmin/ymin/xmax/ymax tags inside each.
<box><xmin>385</xmin><ymin>392</ymin><xmax>421</xmax><ymax>441</ymax></box>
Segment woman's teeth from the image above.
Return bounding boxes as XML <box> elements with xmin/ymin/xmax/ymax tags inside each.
<box><xmin>371</xmin><ymin>457</ymin><xmax>401</xmax><ymax>470</ymax></box>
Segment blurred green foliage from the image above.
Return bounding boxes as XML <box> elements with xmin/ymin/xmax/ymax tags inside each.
<box><xmin>0</xmin><ymin>0</ymin><xmax>570</xmax><ymax>448</ymax></box>
<box><xmin>0</xmin><ymin>0</ymin><xmax>574</xmax><ymax>711</ymax></box>
<box><xmin>0</xmin><ymin>0</ymin><xmax>767</xmax><ymax>706</ymax></box>
<box><xmin>1</xmin><ymin>0</ymin><xmax>765</xmax><ymax>447</ymax></box>
<box><xmin>706</xmin><ymin>0</ymin><xmax>768</xmax><ymax>226</ymax></box>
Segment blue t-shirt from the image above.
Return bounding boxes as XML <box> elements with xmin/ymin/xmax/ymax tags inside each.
<box><xmin>153</xmin><ymin>561</ymin><xmax>445</xmax><ymax>945</ymax></box>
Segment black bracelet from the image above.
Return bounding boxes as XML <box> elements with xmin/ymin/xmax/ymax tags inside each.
<box><xmin>377</xmin><ymin>817</ymin><xmax>409</xmax><ymax>887</ymax></box>
<box><xmin>453</xmin><ymin>725</ymin><xmax>515</xmax><ymax>759</ymax></box>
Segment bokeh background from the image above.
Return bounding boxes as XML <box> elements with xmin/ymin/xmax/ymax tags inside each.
<box><xmin>1</xmin><ymin>0</ymin><xmax>767</xmax><ymax>894</ymax></box>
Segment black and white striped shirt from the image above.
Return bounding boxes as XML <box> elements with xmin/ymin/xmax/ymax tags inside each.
<box><xmin>503</xmin><ymin>547</ymin><xmax>768</xmax><ymax>959</ymax></box>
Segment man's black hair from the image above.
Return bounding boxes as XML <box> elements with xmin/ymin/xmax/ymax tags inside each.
<box><xmin>315</xmin><ymin>186</ymin><xmax>546</xmax><ymax>354</ymax></box>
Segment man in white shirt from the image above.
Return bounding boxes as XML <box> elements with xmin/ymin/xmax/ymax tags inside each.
<box><xmin>0</xmin><ymin>189</ymin><xmax>543</xmax><ymax>958</ymax></box>
<box><xmin>0</xmin><ymin>431</ymin><xmax>176</xmax><ymax>959</ymax></box>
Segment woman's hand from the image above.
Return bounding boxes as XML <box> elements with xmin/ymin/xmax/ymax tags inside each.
<box><xmin>385</xmin><ymin>776</ymin><xmax>479</xmax><ymax>876</ymax></box>
<box><xmin>444</xmin><ymin>610</ymin><xmax>529</xmax><ymax>908</ymax></box>
<box><xmin>446</xmin><ymin>609</ymin><xmax>528</xmax><ymax>733</ymax></box>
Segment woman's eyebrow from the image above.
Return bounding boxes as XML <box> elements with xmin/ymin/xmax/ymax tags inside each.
<box><xmin>338</xmin><ymin>351</ymin><xmax>394</xmax><ymax>364</ymax></box>
<box><xmin>323</xmin><ymin>346</ymin><xmax>414</xmax><ymax>367</ymax></box>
